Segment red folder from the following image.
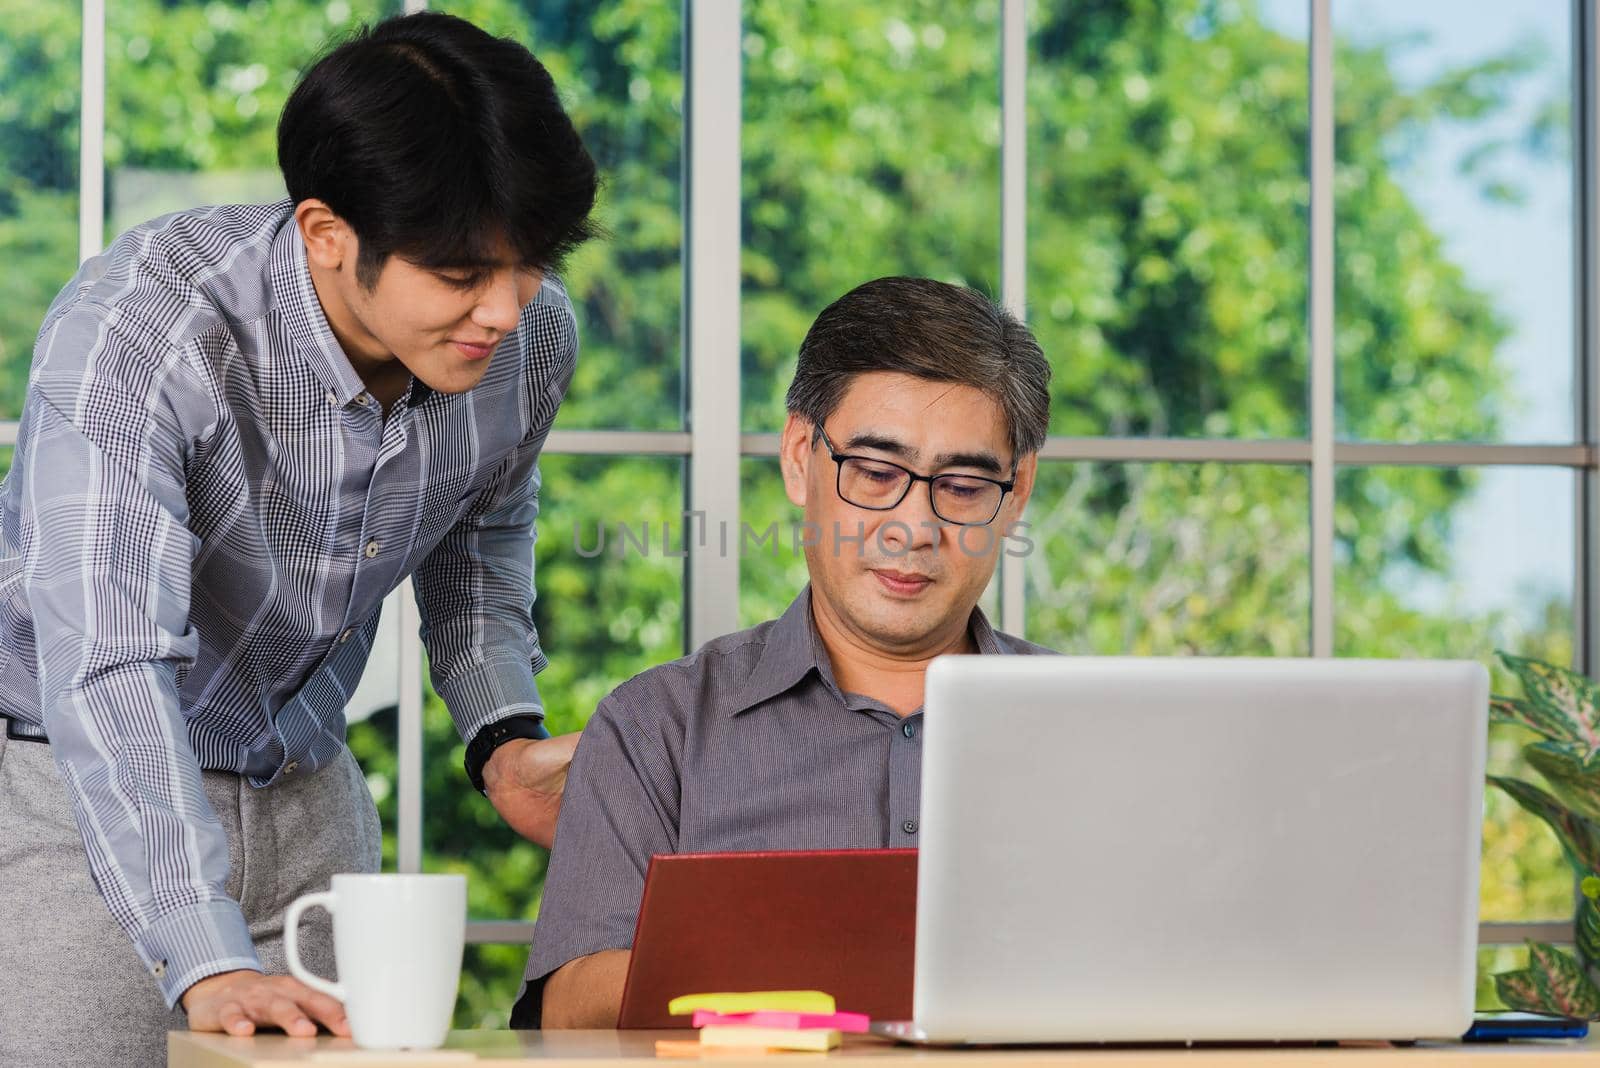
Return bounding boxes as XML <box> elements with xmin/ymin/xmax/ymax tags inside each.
<box><xmin>616</xmin><ymin>849</ymin><xmax>917</xmax><ymax>1029</ymax></box>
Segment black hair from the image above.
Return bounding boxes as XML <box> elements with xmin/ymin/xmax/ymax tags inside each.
<box><xmin>786</xmin><ymin>277</ymin><xmax>1052</xmax><ymax>462</ymax></box>
<box><xmin>278</xmin><ymin>12</ymin><xmax>598</xmax><ymax>288</ymax></box>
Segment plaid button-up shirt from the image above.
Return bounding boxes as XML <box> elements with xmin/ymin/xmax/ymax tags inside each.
<box><xmin>0</xmin><ymin>200</ymin><xmax>573</xmax><ymax>1005</ymax></box>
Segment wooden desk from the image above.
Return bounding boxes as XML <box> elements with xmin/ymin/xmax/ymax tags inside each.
<box><xmin>169</xmin><ymin>1030</ymin><xmax>1600</xmax><ymax>1067</ymax></box>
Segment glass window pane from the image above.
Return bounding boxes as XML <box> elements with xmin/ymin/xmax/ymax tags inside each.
<box><xmin>440</xmin><ymin>1</ymin><xmax>684</xmax><ymax>431</ymax></box>
<box><xmin>1025</xmin><ymin>463</ymin><xmax>1310</xmax><ymax>655</ymax></box>
<box><xmin>740</xmin><ymin>457</ymin><xmax>811</xmax><ymax>628</ymax></box>
<box><xmin>1</xmin><ymin>0</ymin><xmax>81</xmax><ymax>419</ymax></box>
<box><xmin>1028</xmin><ymin>3</ymin><xmax>1309</xmax><ymax>438</ymax></box>
<box><xmin>1331</xmin><ymin>0</ymin><xmax>1574</xmax><ymax>443</ymax></box>
<box><xmin>422</xmin><ymin>454</ymin><xmax>685</xmax><ymax>921</ymax></box>
<box><xmin>343</xmin><ymin>686</ymin><xmax>400</xmax><ymax>868</ymax></box>
<box><xmin>741</xmin><ymin>2</ymin><xmax>1002</xmax><ymax>431</ymax></box>
<box><xmin>104</xmin><ymin>1</ymin><xmax>397</xmax><ymax>240</ymax></box>
<box><xmin>529</xmin><ymin>455</ymin><xmax>687</xmax><ymax>733</ymax></box>
<box><xmin>419</xmin><ymin>452</ymin><xmax>684</xmax><ymax>1024</ymax></box>
<box><xmin>343</xmin><ymin>590</ymin><xmax>405</xmax><ymax>876</ymax></box>
<box><xmin>457</xmin><ymin>943</ymin><xmax>530</xmax><ymax>1029</ymax></box>
<box><xmin>1335</xmin><ymin>465</ymin><xmax>1575</xmax><ymax>922</ymax></box>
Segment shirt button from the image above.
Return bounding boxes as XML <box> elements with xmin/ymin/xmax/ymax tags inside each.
<box><xmin>902</xmin><ymin>819</ymin><xmax>918</xmax><ymax>835</ymax></box>
<box><xmin>285</xmin><ymin>761</ymin><xmax>299</xmax><ymax>775</ymax></box>
<box><xmin>152</xmin><ymin>960</ymin><xmax>167</xmax><ymax>978</ymax></box>
<box><xmin>902</xmin><ymin>722</ymin><xmax>916</xmax><ymax>739</ymax></box>
<box><xmin>354</xmin><ymin>393</ymin><xmax>371</xmax><ymax>407</ymax></box>
<box><xmin>339</xmin><ymin>628</ymin><xmax>353</xmax><ymax>643</ymax></box>
<box><xmin>364</xmin><ymin>540</ymin><xmax>380</xmax><ymax>559</ymax></box>
<box><xmin>325</xmin><ymin>391</ymin><xmax>338</xmax><ymax>406</ymax></box>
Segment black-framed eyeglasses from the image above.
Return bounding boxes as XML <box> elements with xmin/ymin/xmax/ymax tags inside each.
<box><xmin>815</xmin><ymin>425</ymin><xmax>1015</xmax><ymax>527</ymax></box>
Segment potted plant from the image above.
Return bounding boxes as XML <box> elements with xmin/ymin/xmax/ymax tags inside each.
<box><xmin>1485</xmin><ymin>651</ymin><xmax>1600</xmax><ymax>1018</ymax></box>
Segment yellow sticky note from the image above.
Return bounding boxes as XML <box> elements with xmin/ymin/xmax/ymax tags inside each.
<box><xmin>668</xmin><ymin>991</ymin><xmax>836</xmax><ymax>1017</ymax></box>
<box><xmin>700</xmin><ymin>1027</ymin><xmax>842</xmax><ymax>1052</ymax></box>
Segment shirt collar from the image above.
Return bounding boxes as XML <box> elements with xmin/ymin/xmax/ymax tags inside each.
<box><xmin>729</xmin><ymin>588</ymin><xmax>822</xmax><ymax>716</ymax></box>
<box><xmin>967</xmin><ymin>600</ymin><xmax>1006</xmax><ymax>655</ymax></box>
<box><xmin>267</xmin><ymin>205</ymin><xmax>372</xmax><ymax>408</ymax></box>
<box><xmin>728</xmin><ymin>584</ymin><xmax>1005</xmax><ymax>717</ymax></box>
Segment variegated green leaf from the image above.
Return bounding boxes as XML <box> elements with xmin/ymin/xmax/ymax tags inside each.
<box><xmin>1496</xmin><ymin>969</ymin><xmax>1551</xmax><ymax>1015</ymax></box>
<box><xmin>1493</xmin><ymin>694</ymin><xmax>1589</xmax><ymax>747</ymax></box>
<box><xmin>1498</xmin><ymin>652</ymin><xmax>1600</xmax><ymax>755</ymax></box>
<box><xmin>1496</xmin><ymin>943</ymin><xmax>1600</xmax><ymax>1020</ymax></box>
<box><xmin>1527</xmin><ymin>942</ymin><xmax>1600</xmax><ymax>1019</ymax></box>
<box><xmin>1490</xmin><ymin>776</ymin><xmax>1600</xmax><ymax>875</ymax></box>
<box><xmin>1578</xmin><ymin>895</ymin><xmax>1600</xmax><ymax>972</ymax></box>
<box><xmin>1525</xmin><ymin>743</ymin><xmax>1600</xmax><ymax>823</ymax></box>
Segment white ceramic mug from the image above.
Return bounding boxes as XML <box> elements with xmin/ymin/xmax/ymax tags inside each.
<box><xmin>284</xmin><ymin>872</ymin><xmax>466</xmax><ymax>1050</ymax></box>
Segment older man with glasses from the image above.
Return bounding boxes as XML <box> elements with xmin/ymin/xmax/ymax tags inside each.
<box><xmin>512</xmin><ymin>275</ymin><xmax>1058</xmax><ymax>1029</ymax></box>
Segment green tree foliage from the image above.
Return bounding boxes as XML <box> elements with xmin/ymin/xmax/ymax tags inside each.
<box><xmin>0</xmin><ymin>0</ymin><xmax>1574</xmax><ymax>1026</ymax></box>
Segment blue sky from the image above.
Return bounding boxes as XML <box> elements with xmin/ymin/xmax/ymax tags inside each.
<box><xmin>1259</xmin><ymin>0</ymin><xmax>1576</xmax><ymax>630</ymax></box>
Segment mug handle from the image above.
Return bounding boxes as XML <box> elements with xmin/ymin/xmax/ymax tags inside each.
<box><xmin>284</xmin><ymin>890</ymin><xmax>346</xmax><ymax>1002</ymax></box>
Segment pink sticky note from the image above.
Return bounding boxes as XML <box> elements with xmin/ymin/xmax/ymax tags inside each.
<box><xmin>690</xmin><ymin>1010</ymin><xmax>871</xmax><ymax>1033</ymax></box>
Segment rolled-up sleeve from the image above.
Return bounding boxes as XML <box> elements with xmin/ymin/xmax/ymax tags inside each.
<box><xmin>512</xmin><ymin>686</ymin><xmax>680</xmax><ymax>1027</ymax></box>
<box><xmin>21</xmin><ymin>312</ymin><xmax>259</xmax><ymax>1007</ymax></box>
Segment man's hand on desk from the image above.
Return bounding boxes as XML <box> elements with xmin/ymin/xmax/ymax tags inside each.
<box><xmin>484</xmin><ymin>732</ymin><xmax>580</xmax><ymax>848</ymax></box>
<box><xmin>181</xmin><ymin>970</ymin><xmax>350</xmax><ymax>1038</ymax></box>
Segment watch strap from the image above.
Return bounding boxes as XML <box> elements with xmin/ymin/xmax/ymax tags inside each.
<box><xmin>465</xmin><ymin>715</ymin><xmax>550</xmax><ymax>795</ymax></box>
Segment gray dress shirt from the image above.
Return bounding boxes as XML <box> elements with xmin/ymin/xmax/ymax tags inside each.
<box><xmin>0</xmin><ymin>200</ymin><xmax>573</xmax><ymax>1005</ymax></box>
<box><xmin>512</xmin><ymin>586</ymin><xmax>1053</xmax><ymax>1026</ymax></box>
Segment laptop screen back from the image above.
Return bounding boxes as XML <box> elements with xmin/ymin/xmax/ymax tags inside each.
<box><xmin>914</xmin><ymin>655</ymin><xmax>1487</xmax><ymax>1044</ymax></box>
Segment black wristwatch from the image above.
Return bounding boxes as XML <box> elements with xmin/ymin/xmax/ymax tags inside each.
<box><xmin>464</xmin><ymin>715</ymin><xmax>549</xmax><ymax>796</ymax></box>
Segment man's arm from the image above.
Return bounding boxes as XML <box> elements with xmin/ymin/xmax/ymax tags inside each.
<box><xmin>181</xmin><ymin>971</ymin><xmax>349</xmax><ymax>1037</ymax></box>
<box><xmin>482</xmin><ymin>732</ymin><xmax>579</xmax><ymax>847</ymax></box>
<box><xmin>414</xmin><ymin>302</ymin><xmax>576</xmax><ymax>847</ymax></box>
<box><xmin>516</xmin><ymin>687</ymin><xmax>680</xmax><ymax>1027</ymax></box>
<box><xmin>19</xmin><ymin>317</ymin><xmax>336</xmax><ymax>1028</ymax></box>
<box><xmin>542</xmin><ymin>949</ymin><xmax>631</xmax><ymax>1028</ymax></box>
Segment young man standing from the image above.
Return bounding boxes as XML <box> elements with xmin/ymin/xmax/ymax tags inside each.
<box><xmin>0</xmin><ymin>14</ymin><xmax>594</xmax><ymax>1065</ymax></box>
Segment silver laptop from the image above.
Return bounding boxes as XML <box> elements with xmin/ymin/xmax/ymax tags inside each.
<box><xmin>879</xmin><ymin>656</ymin><xmax>1487</xmax><ymax>1045</ymax></box>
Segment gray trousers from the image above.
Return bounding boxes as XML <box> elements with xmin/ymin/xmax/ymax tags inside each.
<box><xmin>0</xmin><ymin>729</ymin><xmax>381</xmax><ymax>1068</ymax></box>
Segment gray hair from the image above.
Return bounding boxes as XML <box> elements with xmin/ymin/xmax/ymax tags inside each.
<box><xmin>784</xmin><ymin>276</ymin><xmax>1051</xmax><ymax>463</ymax></box>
